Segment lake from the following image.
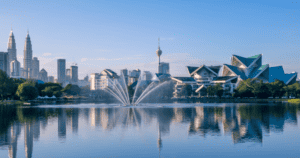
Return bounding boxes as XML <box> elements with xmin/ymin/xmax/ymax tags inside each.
<box><xmin>1</xmin><ymin>102</ymin><xmax>300</xmax><ymax>158</ymax></box>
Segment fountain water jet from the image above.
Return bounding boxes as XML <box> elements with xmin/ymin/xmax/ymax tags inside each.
<box><xmin>104</xmin><ymin>72</ymin><xmax>171</xmax><ymax>106</ymax></box>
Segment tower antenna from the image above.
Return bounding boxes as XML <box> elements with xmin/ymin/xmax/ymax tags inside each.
<box><xmin>158</xmin><ymin>38</ymin><xmax>160</xmax><ymax>48</ymax></box>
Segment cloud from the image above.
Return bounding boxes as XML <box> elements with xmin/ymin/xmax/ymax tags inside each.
<box><xmin>43</xmin><ymin>53</ymin><xmax>52</xmax><ymax>56</ymax></box>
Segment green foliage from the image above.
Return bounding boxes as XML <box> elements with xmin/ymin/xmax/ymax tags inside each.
<box><xmin>207</xmin><ymin>85</ymin><xmax>215</xmax><ymax>97</ymax></box>
<box><xmin>268</xmin><ymin>79</ymin><xmax>286</xmax><ymax>98</ymax></box>
<box><xmin>16</xmin><ymin>82</ymin><xmax>39</xmax><ymax>101</ymax></box>
<box><xmin>62</xmin><ymin>84</ymin><xmax>81</xmax><ymax>95</ymax></box>
<box><xmin>234</xmin><ymin>79</ymin><xmax>255</xmax><ymax>98</ymax></box>
<box><xmin>0</xmin><ymin>70</ymin><xmax>14</xmax><ymax>100</ymax></box>
<box><xmin>252</xmin><ymin>80</ymin><xmax>271</xmax><ymax>99</ymax></box>
<box><xmin>180</xmin><ymin>84</ymin><xmax>193</xmax><ymax>97</ymax></box>
<box><xmin>288</xmin><ymin>99</ymin><xmax>300</xmax><ymax>103</ymax></box>
<box><xmin>37</xmin><ymin>82</ymin><xmax>62</xmax><ymax>96</ymax></box>
<box><xmin>285</xmin><ymin>82</ymin><xmax>300</xmax><ymax>98</ymax></box>
<box><xmin>214</xmin><ymin>83</ymin><xmax>224</xmax><ymax>98</ymax></box>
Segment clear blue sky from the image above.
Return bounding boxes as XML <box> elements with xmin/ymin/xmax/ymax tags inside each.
<box><xmin>0</xmin><ymin>0</ymin><xmax>299</xmax><ymax>79</ymax></box>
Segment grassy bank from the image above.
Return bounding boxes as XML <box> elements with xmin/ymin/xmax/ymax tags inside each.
<box><xmin>0</xmin><ymin>100</ymin><xmax>26</xmax><ymax>105</ymax></box>
<box><xmin>288</xmin><ymin>99</ymin><xmax>300</xmax><ymax>103</ymax></box>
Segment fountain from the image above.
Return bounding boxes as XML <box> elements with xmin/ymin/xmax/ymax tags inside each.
<box><xmin>103</xmin><ymin>72</ymin><xmax>172</xmax><ymax>106</ymax></box>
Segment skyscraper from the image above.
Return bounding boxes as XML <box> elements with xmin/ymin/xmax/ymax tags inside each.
<box><xmin>70</xmin><ymin>65</ymin><xmax>78</xmax><ymax>84</ymax></box>
<box><xmin>0</xmin><ymin>52</ymin><xmax>9</xmax><ymax>74</ymax></box>
<box><xmin>32</xmin><ymin>57</ymin><xmax>39</xmax><ymax>79</ymax></box>
<box><xmin>39</xmin><ymin>69</ymin><xmax>48</xmax><ymax>83</ymax></box>
<box><xmin>7</xmin><ymin>30</ymin><xmax>17</xmax><ymax>76</ymax></box>
<box><xmin>66</xmin><ymin>68</ymin><xmax>71</xmax><ymax>82</ymax></box>
<box><xmin>48</xmin><ymin>76</ymin><xmax>54</xmax><ymax>83</ymax></box>
<box><xmin>10</xmin><ymin>60</ymin><xmax>20</xmax><ymax>76</ymax></box>
<box><xmin>159</xmin><ymin>62</ymin><xmax>169</xmax><ymax>74</ymax></box>
<box><xmin>23</xmin><ymin>32</ymin><xmax>33</xmax><ymax>79</ymax></box>
<box><xmin>57</xmin><ymin>59</ymin><xmax>66</xmax><ymax>83</ymax></box>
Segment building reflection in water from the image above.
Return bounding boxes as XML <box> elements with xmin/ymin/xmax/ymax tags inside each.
<box><xmin>58</xmin><ymin>109</ymin><xmax>67</xmax><ymax>139</ymax></box>
<box><xmin>0</xmin><ymin>103</ymin><xmax>299</xmax><ymax>157</ymax></box>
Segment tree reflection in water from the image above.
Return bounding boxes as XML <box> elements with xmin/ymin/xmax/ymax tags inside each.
<box><xmin>0</xmin><ymin>103</ymin><xmax>299</xmax><ymax>157</ymax></box>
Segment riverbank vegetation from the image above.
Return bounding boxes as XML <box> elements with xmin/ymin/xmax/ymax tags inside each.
<box><xmin>0</xmin><ymin>70</ymin><xmax>82</xmax><ymax>102</ymax></box>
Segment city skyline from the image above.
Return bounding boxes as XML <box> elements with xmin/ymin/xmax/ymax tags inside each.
<box><xmin>0</xmin><ymin>0</ymin><xmax>299</xmax><ymax>79</ymax></box>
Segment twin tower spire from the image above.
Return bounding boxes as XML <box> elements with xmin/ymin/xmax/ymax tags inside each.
<box><xmin>7</xmin><ymin>29</ymin><xmax>33</xmax><ymax>78</ymax></box>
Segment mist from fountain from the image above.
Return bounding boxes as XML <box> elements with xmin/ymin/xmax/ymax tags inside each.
<box><xmin>104</xmin><ymin>72</ymin><xmax>170</xmax><ymax>105</ymax></box>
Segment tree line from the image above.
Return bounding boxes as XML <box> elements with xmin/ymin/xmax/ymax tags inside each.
<box><xmin>0</xmin><ymin>70</ymin><xmax>81</xmax><ymax>101</ymax></box>
<box><xmin>233</xmin><ymin>79</ymin><xmax>300</xmax><ymax>99</ymax></box>
<box><xmin>175</xmin><ymin>79</ymin><xmax>300</xmax><ymax>99</ymax></box>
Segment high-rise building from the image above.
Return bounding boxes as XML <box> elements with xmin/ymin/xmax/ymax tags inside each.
<box><xmin>23</xmin><ymin>32</ymin><xmax>33</xmax><ymax>79</ymax></box>
<box><xmin>143</xmin><ymin>71</ymin><xmax>153</xmax><ymax>80</ymax></box>
<box><xmin>70</xmin><ymin>65</ymin><xmax>78</xmax><ymax>84</ymax></box>
<box><xmin>48</xmin><ymin>76</ymin><xmax>54</xmax><ymax>83</ymax></box>
<box><xmin>20</xmin><ymin>67</ymin><xmax>24</xmax><ymax>77</ymax></box>
<box><xmin>10</xmin><ymin>60</ymin><xmax>20</xmax><ymax>76</ymax></box>
<box><xmin>66</xmin><ymin>69</ymin><xmax>71</xmax><ymax>82</ymax></box>
<box><xmin>7</xmin><ymin>30</ymin><xmax>17</xmax><ymax>76</ymax></box>
<box><xmin>0</xmin><ymin>52</ymin><xmax>9</xmax><ymax>74</ymax></box>
<box><xmin>159</xmin><ymin>62</ymin><xmax>169</xmax><ymax>74</ymax></box>
<box><xmin>120</xmin><ymin>69</ymin><xmax>129</xmax><ymax>85</ymax></box>
<box><xmin>57</xmin><ymin>59</ymin><xmax>66</xmax><ymax>83</ymax></box>
<box><xmin>32</xmin><ymin>57</ymin><xmax>39</xmax><ymax>79</ymax></box>
<box><xmin>39</xmin><ymin>69</ymin><xmax>48</xmax><ymax>83</ymax></box>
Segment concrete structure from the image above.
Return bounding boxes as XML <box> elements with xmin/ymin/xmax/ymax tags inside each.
<box><xmin>39</xmin><ymin>69</ymin><xmax>48</xmax><ymax>83</ymax></box>
<box><xmin>32</xmin><ymin>57</ymin><xmax>39</xmax><ymax>79</ymax></box>
<box><xmin>128</xmin><ymin>69</ymin><xmax>141</xmax><ymax>85</ymax></box>
<box><xmin>20</xmin><ymin>67</ymin><xmax>24</xmax><ymax>77</ymax></box>
<box><xmin>57</xmin><ymin>59</ymin><xmax>66</xmax><ymax>83</ymax></box>
<box><xmin>156</xmin><ymin>38</ymin><xmax>162</xmax><ymax>73</ymax></box>
<box><xmin>184</xmin><ymin>54</ymin><xmax>298</xmax><ymax>97</ymax></box>
<box><xmin>23</xmin><ymin>32</ymin><xmax>33</xmax><ymax>79</ymax></box>
<box><xmin>159</xmin><ymin>62</ymin><xmax>169</xmax><ymax>74</ymax></box>
<box><xmin>66</xmin><ymin>69</ymin><xmax>71</xmax><ymax>83</ymax></box>
<box><xmin>120</xmin><ymin>69</ymin><xmax>129</xmax><ymax>85</ymax></box>
<box><xmin>70</xmin><ymin>65</ymin><xmax>78</xmax><ymax>84</ymax></box>
<box><xmin>143</xmin><ymin>71</ymin><xmax>152</xmax><ymax>80</ymax></box>
<box><xmin>78</xmin><ymin>75</ymin><xmax>89</xmax><ymax>87</ymax></box>
<box><xmin>7</xmin><ymin>30</ymin><xmax>17</xmax><ymax>76</ymax></box>
<box><xmin>48</xmin><ymin>76</ymin><xmax>55</xmax><ymax>83</ymax></box>
<box><xmin>171</xmin><ymin>77</ymin><xmax>199</xmax><ymax>98</ymax></box>
<box><xmin>0</xmin><ymin>52</ymin><xmax>9</xmax><ymax>74</ymax></box>
<box><xmin>10</xmin><ymin>60</ymin><xmax>20</xmax><ymax>76</ymax></box>
<box><xmin>90</xmin><ymin>69</ymin><xmax>118</xmax><ymax>90</ymax></box>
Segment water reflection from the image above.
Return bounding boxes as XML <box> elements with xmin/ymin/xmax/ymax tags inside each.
<box><xmin>0</xmin><ymin>103</ymin><xmax>299</xmax><ymax>157</ymax></box>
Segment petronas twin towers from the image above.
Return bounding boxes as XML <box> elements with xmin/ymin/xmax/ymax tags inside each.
<box><xmin>6</xmin><ymin>30</ymin><xmax>35</xmax><ymax>79</ymax></box>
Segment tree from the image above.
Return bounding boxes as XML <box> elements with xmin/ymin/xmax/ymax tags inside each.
<box><xmin>180</xmin><ymin>84</ymin><xmax>193</xmax><ymax>98</ymax></box>
<box><xmin>214</xmin><ymin>83</ymin><xmax>224</xmax><ymax>98</ymax></box>
<box><xmin>234</xmin><ymin>79</ymin><xmax>254</xmax><ymax>98</ymax></box>
<box><xmin>207</xmin><ymin>85</ymin><xmax>215</xmax><ymax>97</ymax></box>
<box><xmin>16</xmin><ymin>82</ymin><xmax>39</xmax><ymax>101</ymax></box>
<box><xmin>61</xmin><ymin>84</ymin><xmax>81</xmax><ymax>95</ymax></box>
<box><xmin>37</xmin><ymin>82</ymin><xmax>62</xmax><ymax>96</ymax></box>
<box><xmin>0</xmin><ymin>70</ymin><xmax>15</xmax><ymax>100</ymax></box>
<box><xmin>252</xmin><ymin>80</ymin><xmax>271</xmax><ymax>99</ymax></box>
<box><xmin>268</xmin><ymin>79</ymin><xmax>286</xmax><ymax>98</ymax></box>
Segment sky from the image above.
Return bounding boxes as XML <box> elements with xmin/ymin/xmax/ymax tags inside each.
<box><xmin>0</xmin><ymin>0</ymin><xmax>299</xmax><ymax>79</ymax></box>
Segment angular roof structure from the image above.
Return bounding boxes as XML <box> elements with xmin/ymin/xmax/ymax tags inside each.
<box><xmin>189</xmin><ymin>65</ymin><xmax>220</xmax><ymax>76</ymax></box>
<box><xmin>232</xmin><ymin>54</ymin><xmax>261</xmax><ymax>67</ymax></box>
<box><xmin>171</xmin><ymin>77</ymin><xmax>197</xmax><ymax>84</ymax></box>
<box><xmin>222</xmin><ymin>54</ymin><xmax>297</xmax><ymax>84</ymax></box>
<box><xmin>269</xmin><ymin>66</ymin><xmax>297</xmax><ymax>85</ymax></box>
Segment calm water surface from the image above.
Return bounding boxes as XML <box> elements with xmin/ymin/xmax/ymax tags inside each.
<box><xmin>1</xmin><ymin>103</ymin><xmax>300</xmax><ymax>158</ymax></box>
